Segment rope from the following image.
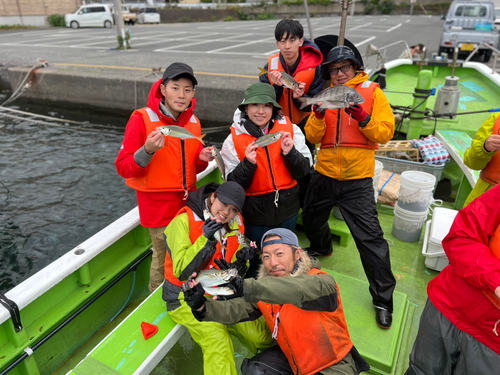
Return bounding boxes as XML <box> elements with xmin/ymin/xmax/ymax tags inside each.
<box><xmin>2</xmin><ymin>59</ymin><xmax>48</xmax><ymax>106</ymax></box>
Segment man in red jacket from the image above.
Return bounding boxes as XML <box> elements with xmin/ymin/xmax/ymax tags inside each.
<box><xmin>405</xmin><ymin>185</ymin><xmax>500</xmax><ymax>374</ymax></box>
<box><xmin>116</xmin><ymin>62</ymin><xmax>214</xmax><ymax>293</ymax></box>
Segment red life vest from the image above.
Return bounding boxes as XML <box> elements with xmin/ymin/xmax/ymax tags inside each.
<box><xmin>231</xmin><ymin>118</ymin><xmax>297</xmax><ymax>196</ymax></box>
<box><xmin>257</xmin><ymin>269</ymin><xmax>353</xmax><ymax>375</ymax></box>
<box><xmin>163</xmin><ymin>206</ymin><xmax>244</xmax><ymax>287</ymax></box>
<box><xmin>126</xmin><ymin>107</ymin><xmax>202</xmax><ymax>193</ymax></box>
<box><xmin>321</xmin><ymin>81</ymin><xmax>379</xmax><ymax>150</ymax></box>
<box><xmin>268</xmin><ymin>53</ymin><xmax>316</xmax><ymax>124</ymax></box>
<box><xmin>480</xmin><ymin>116</ymin><xmax>500</xmax><ymax>185</ymax></box>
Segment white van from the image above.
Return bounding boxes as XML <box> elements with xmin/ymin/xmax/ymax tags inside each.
<box><xmin>137</xmin><ymin>7</ymin><xmax>160</xmax><ymax>24</ymax></box>
<box><xmin>65</xmin><ymin>4</ymin><xmax>113</xmax><ymax>29</ymax></box>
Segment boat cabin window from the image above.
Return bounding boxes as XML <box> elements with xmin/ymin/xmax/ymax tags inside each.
<box><xmin>455</xmin><ymin>5</ymin><xmax>487</xmax><ymax>17</ymax></box>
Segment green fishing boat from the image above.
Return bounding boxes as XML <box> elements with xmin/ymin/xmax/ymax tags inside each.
<box><xmin>1</xmin><ymin>42</ymin><xmax>500</xmax><ymax>375</ymax></box>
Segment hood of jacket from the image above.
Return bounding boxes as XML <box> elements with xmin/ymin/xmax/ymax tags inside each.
<box><xmin>185</xmin><ymin>182</ymin><xmax>220</xmax><ymax>219</ymax></box>
<box><xmin>343</xmin><ymin>70</ymin><xmax>369</xmax><ymax>89</ymax></box>
<box><xmin>257</xmin><ymin>251</ymin><xmax>320</xmax><ymax>279</ymax></box>
<box><xmin>298</xmin><ymin>38</ymin><xmax>323</xmax><ymax>71</ymax></box>
<box><xmin>147</xmin><ymin>78</ymin><xmax>197</xmax><ymax>127</ymax></box>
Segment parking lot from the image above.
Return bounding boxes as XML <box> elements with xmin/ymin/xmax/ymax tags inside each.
<box><xmin>0</xmin><ymin>15</ymin><xmax>448</xmax><ymax>77</ymax></box>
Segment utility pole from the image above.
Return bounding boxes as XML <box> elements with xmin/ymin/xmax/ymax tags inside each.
<box><xmin>338</xmin><ymin>0</ymin><xmax>349</xmax><ymax>46</ymax></box>
<box><xmin>350</xmin><ymin>0</ymin><xmax>355</xmax><ymax>17</ymax></box>
<box><xmin>303</xmin><ymin>0</ymin><xmax>313</xmax><ymax>40</ymax></box>
<box><xmin>410</xmin><ymin>0</ymin><xmax>415</xmax><ymax>15</ymax></box>
<box><xmin>113</xmin><ymin>0</ymin><xmax>127</xmax><ymax>49</ymax></box>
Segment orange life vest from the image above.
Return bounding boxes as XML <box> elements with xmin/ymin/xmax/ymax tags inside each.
<box><xmin>231</xmin><ymin>118</ymin><xmax>297</xmax><ymax>197</ymax></box>
<box><xmin>257</xmin><ymin>268</ymin><xmax>353</xmax><ymax>375</ymax></box>
<box><xmin>321</xmin><ymin>81</ymin><xmax>379</xmax><ymax>150</ymax></box>
<box><xmin>126</xmin><ymin>107</ymin><xmax>202</xmax><ymax>193</ymax></box>
<box><xmin>164</xmin><ymin>206</ymin><xmax>244</xmax><ymax>287</ymax></box>
<box><xmin>479</xmin><ymin>116</ymin><xmax>500</xmax><ymax>185</ymax></box>
<box><xmin>268</xmin><ymin>54</ymin><xmax>316</xmax><ymax>124</ymax></box>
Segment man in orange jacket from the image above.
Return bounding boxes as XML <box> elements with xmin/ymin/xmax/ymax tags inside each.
<box><xmin>115</xmin><ymin>63</ymin><xmax>214</xmax><ymax>293</ymax></box>
<box><xmin>302</xmin><ymin>45</ymin><xmax>396</xmax><ymax>329</ymax></box>
<box><xmin>183</xmin><ymin>228</ymin><xmax>370</xmax><ymax>375</ymax></box>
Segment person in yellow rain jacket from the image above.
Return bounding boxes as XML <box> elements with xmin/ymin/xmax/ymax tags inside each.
<box><xmin>301</xmin><ymin>45</ymin><xmax>397</xmax><ymax>329</ymax></box>
<box><xmin>463</xmin><ymin>113</ymin><xmax>500</xmax><ymax>206</ymax></box>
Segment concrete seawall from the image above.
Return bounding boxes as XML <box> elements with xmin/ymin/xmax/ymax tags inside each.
<box><xmin>4</xmin><ymin>65</ymin><xmax>255</xmax><ymax>125</ymax></box>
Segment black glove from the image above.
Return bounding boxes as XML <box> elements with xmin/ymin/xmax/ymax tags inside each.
<box><xmin>214</xmin><ymin>258</ymin><xmax>231</xmax><ymax>270</ymax></box>
<box><xmin>202</xmin><ymin>218</ymin><xmax>223</xmax><ymax>241</ymax></box>
<box><xmin>182</xmin><ymin>280</ymin><xmax>206</xmax><ymax>311</ymax></box>
<box><xmin>215</xmin><ymin>276</ymin><xmax>245</xmax><ymax>301</ymax></box>
<box><xmin>235</xmin><ymin>246</ymin><xmax>260</xmax><ymax>263</ymax></box>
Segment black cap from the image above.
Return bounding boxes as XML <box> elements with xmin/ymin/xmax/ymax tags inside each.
<box><xmin>321</xmin><ymin>46</ymin><xmax>364</xmax><ymax>80</ymax></box>
<box><xmin>162</xmin><ymin>62</ymin><xmax>198</xmax><ymax>86</ymax></box>
<box><xmin>215</xmin><ymin>182</ymin><xmax>246</xmax><ymax>212</ymax></box>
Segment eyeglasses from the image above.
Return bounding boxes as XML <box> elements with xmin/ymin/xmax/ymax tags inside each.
<box><xmin>329</xmin><ymin>64</ymin><xmax>353</xmax><ymax>76</ymax></box>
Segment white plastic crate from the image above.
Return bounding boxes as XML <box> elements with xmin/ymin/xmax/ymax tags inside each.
<box><xmin>421</xmin><ymin>207</ymin><xmax>459</xmax><ymax>271</ymax></box>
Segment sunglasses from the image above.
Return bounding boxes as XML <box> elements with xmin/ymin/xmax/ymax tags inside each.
<box><xmin>329</xmin><ymin>64</ymin><xmax>353</xmax><ymax>76</ymax></box>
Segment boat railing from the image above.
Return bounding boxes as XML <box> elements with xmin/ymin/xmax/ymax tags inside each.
<box><xmin>363</xmin><ymin>40</ymin><xmax>413</xmax><ymax>73</ymax></box>
<box><xmin>464</xmin><ymin>42</ymin><xmax>500</xmax><ymax>74</ymax></box>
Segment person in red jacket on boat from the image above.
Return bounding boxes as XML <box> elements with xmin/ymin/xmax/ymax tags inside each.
<box><xmin>405</xmin><ymin>184</ymin><xmax>500</xmax><ymax>375</ymax></box>
<box><xmin>115</xmin><ymin>62</ymin><xmax>214</xmax><ymax>293</ymax></box>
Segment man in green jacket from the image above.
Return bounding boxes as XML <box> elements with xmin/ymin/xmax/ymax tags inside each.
<box><xmin>182</xmin><ymin>228</ymin><xmax>369</xmax><ymax>375</ymax></box>
<box><xmin>463</xmin><ymin>112</ymin><xmax>500</xmax><ymax>206</ymax></box>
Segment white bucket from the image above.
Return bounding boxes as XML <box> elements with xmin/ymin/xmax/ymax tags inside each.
<box><xmin>398</xmin><ymin>171</ymin><xmax>436</xmax><ymax>212</ymax></box>
<box><xmin>373</xmin><ymin>160</ymin><xmax>383</xmax><ymax>203</ymax></box>
<box><xmin>392</xmin><ymin>203</ymin><xmax>429</xmax><ymax>242</ymax></box>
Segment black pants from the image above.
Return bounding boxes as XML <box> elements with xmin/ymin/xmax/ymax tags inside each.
<box><xmin>241</xmin><ymin>345</ymin><xmax>367</xmax><ymax>375</ymax></box>
<box><xmin>302</xmin><ymin>172</ymin><xmax>396</xmax><ymax>312</ymax></box>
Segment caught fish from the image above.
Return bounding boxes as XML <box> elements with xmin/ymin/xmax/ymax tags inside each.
<box><xmin>212</xmin><ymin>147</ymin><xmax>226</xmax><ymax>182</ymax></box>
<box><xmin>236</xmin><ymin>232</ymin><xmax>252</xmax><ymax>248</ymax></box>
<box><xmin>297</xmin><ymin>86</ymin><xmax>365</xmax><ymax>111</ymax></box>
<box><xmin>195</xmin><ymin>268</ymin><xmax>238</xmax><ymax>287</ymax></box>
<box><xmin>202</xmin><ymin>286</ymin><xmax>235</xmax><ymax>296</ymax></box>
<box><xmin>203</xmin><ymin>209</ymin><xmax>227</xmax><ymax>251</ymax></box>
<box><xmin>255</xmin><ymin>131</ymin><xmax>282</xmax><ymax>148</ymax></box>
<box><xmin>258</xmin><ymin>67</ymin><xmax>299</xmax><ymax>91</ymax></box>
<box><xmin>158</xmin><ymin>125</ymin><xmax>206</xmax><ymax>145</ymax></box>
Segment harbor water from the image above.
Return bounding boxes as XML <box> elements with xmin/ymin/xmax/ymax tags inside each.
<box><xmin>0</xmin><ymin>89</ymin><xmax>227</xmax><ymax>292</ymax></box>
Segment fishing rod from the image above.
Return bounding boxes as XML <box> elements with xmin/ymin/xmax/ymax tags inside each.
<box><xmin>0</xmin><ymin>249</ymin><xmax>152</xmax><ymax>375</ymax></box>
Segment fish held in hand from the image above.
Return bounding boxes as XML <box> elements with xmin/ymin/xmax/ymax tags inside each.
<box><xmin>258</xmin><ymin>67</ymin><xmax>299</xmax><ymax>91</ymax></box>
<box><xmin>297</xmin><ymin>86</ymin><xmax>365</xmax><ymax>111</ymax></box>
<box><xmin>203</xmin><ymin>209</ymin><xmax>227</xmax><ymax>250</ymax></box>
<box><xmin>255</xmin><ymin>131</ymin><xmax>282</xmax><ymax>148</ymax></box>
<box><xmin>195</xmin><ymin>268</ymin><xmax>238</xmax><ymax>287</ymax></box>
<box><xmin>202</xmin><ymin>286</ymin><xmax>235</xmax><ymax>296</ymax></box>
<box><xmin>212</xmin><ymin>147</ymin><xmax>226</xmax><ymax>182</ymax></box>
<box><xmin>236</xmin><ymin>232</ymin><xmax>252</xmax><ymax>248</ymax></box>
<box><xmin>158</xmin><ymin>125</ymin><xmax>206</xmax><ymax>145</ymax></box>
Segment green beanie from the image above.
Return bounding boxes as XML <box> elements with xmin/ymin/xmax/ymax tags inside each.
<box><xmin>238</xmin><ymin>83</ymin><xmax>282</xmax><ymax>112</ymax></box>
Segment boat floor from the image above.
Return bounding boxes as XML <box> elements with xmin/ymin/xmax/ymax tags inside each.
<box><xmin>67</xmin><ymin>201</ymin><xmax>444</xmax><ymax>375</ymax></box>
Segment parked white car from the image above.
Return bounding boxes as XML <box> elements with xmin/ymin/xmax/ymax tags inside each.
<box><xmin>494</xmin><ymin>7</ymin><xmax>500</xmax><ymax>31</ymax></box>
<box><xmin>65</xmin><ymin>4</ymin><xmax>113</xmax><ymax>29</ymax></box>
<box><xmin>136</xmin><ymin>7</ymin><xmax>160</xmax><ymax>24</ymax></box>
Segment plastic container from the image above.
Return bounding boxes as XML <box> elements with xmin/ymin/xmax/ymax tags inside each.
<box><xmin>475</xmin><ymin>24</ymin><xmax>493</xmax><ymax>31</ymax></box>
<box><xmin>398</xmin><ymin>171</ymin><xmax>436</xmax><ymax>212</ymax></box>
<box><xmin>421</xmin><ymin>207</ymin><xmax>458</xmax><ymax>271</ymax></box>
<box><xmin>374</xmin><ymin>155</ymin><xmax>444</xmax><ymax>191</ymax></box>
<box><xmin>373</xmin><ymin>160</ymin><xmax>383</xmax><ymax>203</ymax></box>
<box><xmin>392</xmin><ymin>203</ymin><xmax>429</xmax><ymax>242</ymax></box>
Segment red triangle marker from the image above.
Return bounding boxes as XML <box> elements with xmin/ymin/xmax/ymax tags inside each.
<box><xmin>141</xmin><ymin>322</ymin><xmax>158</xmax><ymax>340</ymax></box>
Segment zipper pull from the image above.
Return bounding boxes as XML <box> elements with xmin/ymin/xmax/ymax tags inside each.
<box><xmin>274</xmin><ymin>190</ymin><xmax>279</xmax><ymax>207</ymax></box>
<box><xmin>183</xmin><ymin>189</ymin><xmax>188</xmax><ymax>200</ymax></box>
<box><xmin>349</xmin><ymin>114</ymin><xmax>352</xmax><ymax>125</ymax></box>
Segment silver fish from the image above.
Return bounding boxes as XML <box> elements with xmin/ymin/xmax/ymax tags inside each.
<box><xmin>195</xmin><ymin>268</ymin><xmax>238</xmax><ymax>287</ymax></box>
<box><xmin>297</xmin><ymin>86</ymin><xmax>365</xmax><ymax>111</ymax></box>
<box><xmin>255</xmin><ymin>131</ymin><xmax>282</xmax><ymax>148</ymax></box>
<box><xmin>258</xmin><ymin>67</ymin><xmax>299</xmax><ymax>90</ymax></box>
<box><xmin>203</xmin><ymin>209</ymin><xmax>227</xmax><ymax>250</ymax></box>
<box><xmin>236</xmin><ymin>232</ymin><xmax>252</xmax><ymax>248</ymax></box>
<box><xmin>158</xmin><ymin>125</ymin><xmax>206</xmax><ymax>145</ymax></box>
<box><xmin>212</xmin><ymin>147</ymin><xmax>226</xmax><ymax>182</ymax></box>
<box><xmin>202</xmin><ymin>286</ymin><xmax>235</xmax><ymax>296</ymax></box>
